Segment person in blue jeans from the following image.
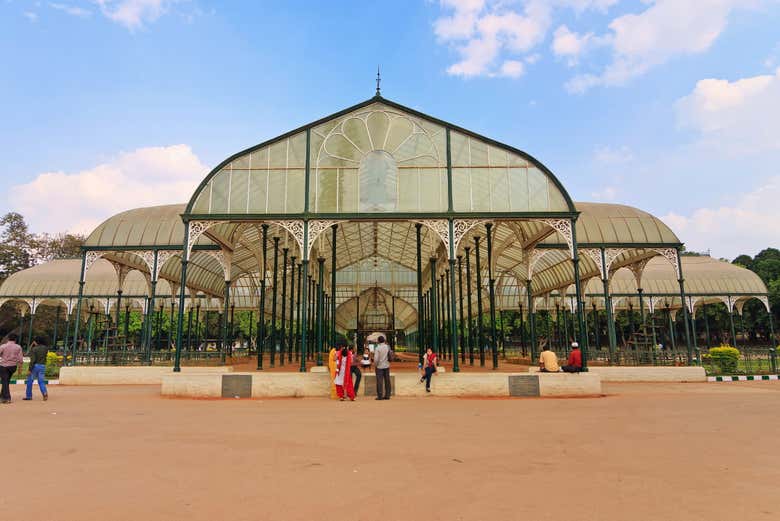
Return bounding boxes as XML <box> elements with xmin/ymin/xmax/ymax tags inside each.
<box><xmin>24</xmin><ymin>336</ymin><xmax>49</xmax><ymax>401</ymax></box>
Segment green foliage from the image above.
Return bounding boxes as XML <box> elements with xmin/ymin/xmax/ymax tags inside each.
<box><xmin>45</xmin><ymin>351</ymin><xmax>63</xmax><ymax>378</ymax></box>
<box><xmin>709</xmin><ymin>346</ymin><xmax>740</xmax><ymax>374</ymax></box>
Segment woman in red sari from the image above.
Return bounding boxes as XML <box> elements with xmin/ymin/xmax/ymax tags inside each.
<box><xmin>334</xmin><ymin>346</ymin><xmax>355</xmax><ymax>401</ymax></box>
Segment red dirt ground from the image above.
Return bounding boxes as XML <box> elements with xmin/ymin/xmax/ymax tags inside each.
<box><xmin>2</xmin><ymin>382</ymin><xmax>779</xmax><ymax>521</ymax></box>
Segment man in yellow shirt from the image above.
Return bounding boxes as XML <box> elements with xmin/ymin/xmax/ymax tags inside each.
<box><xmin>538</xmin><ymin>346</ymin><xmax>560</xmax><ymax>372</ymax></box>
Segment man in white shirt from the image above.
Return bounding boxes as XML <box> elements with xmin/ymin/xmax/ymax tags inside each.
<box><xmin>373</xmin><ymin>336</ymin><xmax>392</xmax><ymax>400</ymax></box>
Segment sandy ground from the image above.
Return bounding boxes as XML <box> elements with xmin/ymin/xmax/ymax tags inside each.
<box><xmin>2</xmin><ymin>382</ymin><xmax>779</xmax><ymax>521</ymax></box>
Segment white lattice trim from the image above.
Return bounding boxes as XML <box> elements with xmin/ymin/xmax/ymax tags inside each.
<box><xmin>629</xmin><ymin>257</ymin><xmax>652</xmax><ymax>289</ymax></box>
<box><xmin>686</xmin><ymin>296</ymin><xmax>700</xmax><ymax>316</ymax></box>
<box><xmin>271</xmin><ymin>220</ymin><xmax>305</xmax><ymax>257</ymax></box>
<box><xmin>526</xmin><ymin>248</ymin><xmax>554</xmax><ymax>279</ymax></box>
<box><xmin>452</xmin><ymin>219</ymin><xmax>489</xmax><ymax>255</ymax></box>
<box><xmin>652</xmin><ymin>248</ymin><xmax>680</xmax><ymax>278</ymax></box>
<box><xmin>205</xmin><ymin>249</ymin><xmax>233</xmax><ymax>281</ymax></box>
<box><xmin>758</xmin><ymin>295</ymin><xmax>771</xmax><ymax>313</ymax></box>
<box><xmin>718</xmin><ymin>295</ymin><xmax>735</xmax><ymax>313</ymax></box>
<box><xmin>416</xmin><ymin>219</ymin><xmax>451</xmax><ymax>259</ymax></box>
<box><xmin>306</xmin><ymin>220</ymin><xmax>338</xmax><ymax>258</ymax></box>
<box><xmin>580</xmin><ymin>248</ymin><xmax>604</xmax><ymax>278</ymax></box>
<box><xmin>648</xmin><ymin>296</ymin><xmax>667</xmax><ymax>314</ymax></box>
<box><xmin>27</xmin><ymin>298</ymin><xmax>40</xmax><ymax>315</ymax></box>
<box><xmin>537</xmin><ymin>219</ymin><xmax>573</xmax><ymax>257</ymax></box>
<box><xmin>611</xmin><ymin>296</ymin><xmax>624</xmax><ymax>315</ymax></box>
<box><xmin>83</xmin><ymin>251</ymin><xmax>106</xmax><ymax>279</ymax></box>
<box><xmin>187</xmin><ymin>220</ymin><xmax>228</xmax><ymax>258</ymax></box>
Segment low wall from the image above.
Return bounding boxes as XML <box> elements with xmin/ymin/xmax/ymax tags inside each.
<box><xmin>528</xmin><ymin>366</ymin><xmax>706</xmax><ymax>382</ymax></box>
<box><xmin>161</xmin><ymin>371</ymin><xmax>601</xmax><ymax>399</ymax></box>
<box><xmin>60</xmin><ymin>366</ymin><xmax>232</xmax><ymax>386</ymax></box>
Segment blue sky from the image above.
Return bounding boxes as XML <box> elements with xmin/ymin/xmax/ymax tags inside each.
<box><xmin>2</xmin><ymin>0</ymin><xmax>779</xmax><ymax>259</ymax></box>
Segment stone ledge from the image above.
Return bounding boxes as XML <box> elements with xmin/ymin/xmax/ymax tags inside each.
<box><xmin>160</xmin><ymin>371</ymin><xmax>601</xmax><ymax>399</ymax></box>
<box><xmin>529</xmin><ymin>366</ymin><xmax>706</xmax><ymax>382</ymax></box>
<box><xmin>60</xmin><ymin>366</ymin><xmax>232</xmax><ymax>386</ymax></box>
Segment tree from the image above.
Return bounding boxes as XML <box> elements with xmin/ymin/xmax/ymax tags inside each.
<box><xmin>36</xmin><ymin>232</ymin><xmax>85</xmax><ymax>262</ymax></box>
<box><xmin>0</xmin><ymin>212</ymin><xmax>37</xmax><ymax>281</ymax></box>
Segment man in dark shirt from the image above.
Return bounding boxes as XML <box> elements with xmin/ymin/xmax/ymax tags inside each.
<box><xmin>24</xmin><ymin>335</ymin><xmax>49</xmax><ymax>401</ymax></box>
<box><xmin>561</xmin><ymin>342</ymin><xmax>582</xmax><ymax>373</ymax></box>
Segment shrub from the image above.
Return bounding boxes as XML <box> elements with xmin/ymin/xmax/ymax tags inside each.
<box><xmin>709</xmin><ymin>346</ymin><xmax>740</xmax><ymax>374</ymax></box>
<box><xmin>45</xmin><ymin>351</ymin><xmax>63</xmax><ymax>378</ymax></box>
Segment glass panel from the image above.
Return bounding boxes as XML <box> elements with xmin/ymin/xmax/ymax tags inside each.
<box><xmin>267</xmin><ymin>170</ymin><xmax>285</xmax><ymax>213</ymax></box>
<box><xmin>358</xmin><ymin>150</ymin><xmax>398</xmax><ymax>212</ymax></box>
<box><xmin>490</xmin><ymin>167</ymin><xmax>510</xmax><ymax>211</ymax></box>
<box><xmin>527</xmin><ymin>167</ymin><xmax>549</xmax><ymax>211</ymax></box>
<box><xmin>316</xmin><ymin>169</ymin><xmax>337</xmax><ymax>213</ymax></box>
<box><xmin>229</xmin><ymin>169</ymin><xmax>249</xmax><ymax>213</ymax></box>
<box><xmin>452</xmin><ymin>168</ymin><xmax>471</xmax><ymax>211</ymax></box>
<box><xmin>210</xmin><ymin>170</ymin><xmax>230</xmax><ymax>213</ymax></box>
<box><xmin>508</xmin><ymin>168</ymin><xmax>529</xmax><ymax>212</ymax></box>
<box><xmin>285</xmin><ymin>170</ymin><xmax>305</xmax><ymax>213</ymax></box>
<box><xmin>247</xmin><ymin>170</ymin><xmax>268</xmax><ymax>213</ymax></box>
<box><xmin>339</xmin><ymin>168</ymin><xmax>359</xmax><ymax>212</ymax></box>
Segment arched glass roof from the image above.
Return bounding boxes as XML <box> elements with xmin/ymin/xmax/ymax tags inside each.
<box><xmin>187</xmin><ymin>97</ymin><xmax>575</xmax><ymax>217</ymax></box>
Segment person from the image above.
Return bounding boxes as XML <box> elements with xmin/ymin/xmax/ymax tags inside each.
<box><xmin>561</xmin><ymin>342</ymin><xmax>582</xmax><ymax>373</ymax></box>
<box><xmin>24</xmin><ymin>335</ymin><xmax>49</xmax><ymax>401</ymax></box>
<box><xmin>419</xmin><ymin>347</ymin><xmax>438</xmax><ymax>392</ymax></box>
<box><xmin>328</xmin><ymin>344</ymin><xmax>338</xmax><ymax>399</ymax></box>
<box><xmin>334</xmin><ymin>346</ymin><xmax>355</xmax><ymax>401</ymax></box>
<box><xmin>360</xmin><ymin>347</ymin><xmax>372</xmax><ymax>370</ymax></box>
<box><xmin>373</xmin><ymin>335</ymin><xmax>391</xmax><ymax>400</ymax></box>
<box><xmin>538</xmin><ymin>345</ymin><xmax>560</xmax><ymax>373</ymax></box>
<box><xmin>0</xmin><ymin>334</ymin><xmax>24</xmax><ymax>404</ymax></box>
<box><xmin>350</xmin><ymin>346</ymin><xmax>362</xmax><ymax>395</ymax></box>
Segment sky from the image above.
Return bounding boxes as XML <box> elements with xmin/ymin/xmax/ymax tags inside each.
<box><xmin>1</xmin><ymin>0</ymin><xmax>779</xmax><ymax>260</ymax></box>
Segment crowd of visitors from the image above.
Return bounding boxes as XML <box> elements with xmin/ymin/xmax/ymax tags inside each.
<box><xmin>0</xmin><ymin>333</ymin><xmax>50</xmax><ymax>404</ymax></box>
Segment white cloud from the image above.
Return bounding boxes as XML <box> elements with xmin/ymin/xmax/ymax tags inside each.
<box><xmin>49</xmin><ymin>2</ymin><xmax>92</xmax><ymax>17</ymax></box>
<box><xmin>590</xmin><ymin>185</ymin><xmax>618</xmax><ymax>201</ymax></box>
<box><xmin>566</xmin><ymin>0</ymin><xmax>765</xmax><ymax>92</ymax></box>
<box><xmin>594</xmin><ymin>145</ymin><xmax>633</xmax><ymax>164</ymax></box>
<box><xmin>676</xmin><ymin>67</ymin><xmax>780</xmax><ymax>152</ymax></box>
<box><xmin>435</xmin><ymin>0</ymin><xmax>616</xmax><ymax>78</ymax></box>
<box><xmin>23</xmin><ymin>11</ymin><xmax>38</xmax><ymax>21</ymax></box>
<box><xmin>92</xmin><ymin>0</ymin><xmax>180</xmax><ymax>30</ymax></box>
<box><xmin>552</xmin><ymin>25</ymin><xmax>594</xmax><ymax>65</ymax></box>
<box><xmin>10</xmin><ymin>145</ymin><xmax>208</xmax><ymax>234</ymax></box>
<box><xmin>499</xmin><ymin>59</ymin><xmax>525</xmax><ymax>78</ymax></box>
<box><xmin>662</xmin><ymin>176</ymin><xmax>780</xmax><ymax>259</ymax></box>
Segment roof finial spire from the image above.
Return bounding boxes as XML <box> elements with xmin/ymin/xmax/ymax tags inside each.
<box><xmin>375</xmin><ymin>66</ymin><xmax>381</xmax><ymax>96</ymax></box>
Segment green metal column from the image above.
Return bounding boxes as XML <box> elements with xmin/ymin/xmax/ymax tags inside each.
<box><xmin>220</xmin><ymin>280</ymin><xmax>231</xmax><ymax>364</ymax></box>
<box><xmin>173</xmin><ymin>223</ymin><xmax>190</xmax><ymax>372</ymax></box>
<box><xmin>702</xmin><ymin>303</ymin><xmax>711</xmax><ymax>348</ymax></box>
<box><xmin>689</xmin><ymin>298</ymin><xmax>698</xmax><ymax>359</ymax></box>
<box><xmin>600</xmin><ymin>248</ymin><xmax>617</xmax><ymax>363</ymax></box>
<box><xmin>168</xmin><ymin>301</ymin><xmax>174</xmax><ymax>353</ymax></box>
<box><xmin>457</xmin><ymin>255</ymin><xmax>465</xmax><ymax>364</ymax></box>
<box><xmin>330</xmin><ymin>224</ymin><xmax>337</xmax><ymax>349</ymax></box>
<box><xmin>676</xmin><ymin>248</ymin><xmax>693</xmax><ymax>364</ymax></box>
<box><xmin>571</xmin><ymin>221</ymin><xmax>589</xmax><ymax>371</ymax></box>
<box><xmin>146</xmin><ymin>251</ymin><xmax>160</xmax><ymax>365</ymax></box>
<box><xmin>429</xmin><ymin>257</ymin><xmax>439</xmax><ymax>356</ymax></box>
<box><xmin>592</xmin><ymin>304</ymin><xmax>600</xmax><ymax>354</ymax></box>
<box><xmin>415</xmin><ymin>223</ymin><xmax>424</xmax><ymax>363</ymax></box>
<box><xmin>438</xmin><ymin>274</ymin><xmax>446</xmax><ymax>358</ymax></box>
<box><xmin>474</xmin><ymin>236</ymin><xmax>484</xmax><ymax>367</ymax></box>
<box><xmin>486</xmin><ymin>223</ymin><xmax>498</xmax><ymax>369</ymax></box>
<box><xmin>257</xmin><ymin>223</ymin><xmax>268</xmax><ymax>370</ymax></box>
<box><xmin>279</xmin><ymin>247</ymin><xmax>288</xmax><ymax>366</ymax></box>
<box><xmin>186</xmin><ymin>306</ymin><xmax>193</xmax><ymax>352</ymax></box>
<box><xmin>288</xmin><ymin>258</ymin><xmax>296</xmax><ymax>363</ymax></box>
<box><xmin>26</xmin><ymin>302</ymin><xmax>36</xmax><ymax>350</ymax></box>
<box><xmin>115</xmin><ymin>290</ymin><xmax>122</xmax><ymax>345</ymax></box>
<box><xmin>519</xmin><ymin>303</ymin><xmax>527</xmax><ymax>356</ymax></box>
<box><xmin>728</xmin><ymin>297</ymin><xmax>738</xmax><ymax>348</ymax></box>
<box><xmin>444</xmin><ymin>271</ymin><xmax>451</xmax><ymax>359</ymax></box>
<box><xmin>316</xmin><ymin>256</ymin><xmax>325</xmax><ymax>365</ymax></box>
<box><xmin>299</xmin><ymin>259</ymin><xmax>310</xmax><ymax>372</ymax></box>
<box><xmin>52</xmin><ymin>305</ymin><xmax>61</xmax><ymax>350</ymax></box>
<box><xmin>270</xmin><ymin>236</ymin><xmax>279</xmax><ymax>367</ymax></box>
<box><xmin>666</xmin><ymin>305</ymin><xmax>676</xmax><ymax>351</ymax></box>
<box><xmin>448</xmin><ymin>219</ymin><xmax>460</xmax><ymax>371</ymax></box>
<box><xmin>70</xmin><ymin>251</ymin><xmax>87</xmax><ymax>365</ymax></box>
<box><xmin>296</xmin><ymin>261</ymin><xmax>302</xmax><ymax>361</ymax></box>
<box><xmin>527</xmin><ymin>279</ymin><xmax>536</xmax><ymax>362</ymax></box>
<box><xmin>465</xmin><ymin>246</ymin><xmax>474</xmax><ymax>365</ymax></box>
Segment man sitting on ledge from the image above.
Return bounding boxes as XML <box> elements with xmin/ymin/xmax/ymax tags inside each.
<box><xmin>561</xmin><ymin>342</ymin><xmax>582</xmax><ymax>373</ymax></box>
<box><xmin>538</xmin><ymin>345</ymin><xmax>560</xmax><ymax>373</ymax></box>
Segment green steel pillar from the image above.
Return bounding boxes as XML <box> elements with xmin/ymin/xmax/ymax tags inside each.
<box><xmin>689</xmin><ymin>299</ymin><xmax>698</xmax><ymax>359</ymax></box>
<box><xmin>474</xmin><ymin>236</ymin><xmax>484</xmax><ymax>367</ymax></box>
<box><xmin>146</xmin><ymin>251</ymin><xmax>160</xmax><ymax>365</ymax></box>
<box><xmin>638</xmin><ymin>288</ymin><xmax>645</xmax><ymax>325</ymax></box>
<box><xmin>527</xmin><ymin>279</ymin><xmax>536</xmax><ymax>362</ymax></box>
<box><xmin>457</xmin><ymin>255</ymin><xmax>465</xmax><ymax>364</ymax></box>
<box><xmin>448</xmin><ymin>220</ymin><xmax>460</xmax><ymax>371</ymax></box>
<box><xmin>299</xmin><ymin>259</ymin><xmax>310</xmax><ymax>372</ymax></box>
<box><xmin>186</xmin><ymin>306</ymin><xmax>193</xmax><ymax>352</ymax></box>
<box><xmin>486</xmin><ymin>223</ymin><xmax>498</xmax><ymax>369</ymax></box>
<box><xmin>296</xmin><ymin>262</ymin><xmax>302</xmax><ymax>361</ymax></box>
<box><xmin>26</xmin><ymin>302</ymin><xmax>36</xmax><ymax>350</ymax></box>
<box><xmin>600</xmin><ymin>248</ymin><xmax>617</xmax><ymax>363</ymax></box>
<box><xmin>666</xmin><ymin>305</ymin><xmax>676</xmax><ymax>350</ymax></box>
<box><xmin>288</xmin><ymin>258</ymin><xmax>296</xmax><ymax>363</ymax></box>
<box><xmin>429</xmin><ymin>257</ymin><xmax>439</xmax><ymax>356</ymax></box>
<box><xmin>702</xmin><ymin>303</ymin><xmax>711</xmax><ymax>348</ymax></box>
<box><xmin>86</xmin><ymin>305</ymin><xmax>95</xmax><ymax>351</ymax></box>
<box><xmin>331</xmin><ymin>224</ymin><xmax>337</xmax><ymax>350</ymax></box>
<box><xmin>115</xmin><ymin>289</ymin><xmax>123</xmax><ymax>345</ymax></box>
<box><xmin>279</xmin><ymin>247</ymin><xmax>288</xmax><ymax>366</ymax></box>
<box><xmin>194</xmin><ymin>304</ymin><xmax>201</xmax><ymax>356</ymax></box>
<box><xmin>52</xmin><ymin>305</ymin><xmax>61</xmax><ymax>350</ymax></box>
<box><xmin>676</xmin><ymin>248</ymin><xmax>693</xmax><ymax>364</ymax></box>
<box><xmin>592</xmin><ymin>303</ymin><xmax>600</xmax><ymax>353</ymax></box>
<box><xmin>571</xmin><ymin>222</ymin><xmax>588</xmax><ymax>371</ymax></box>
<box><xmin>257</xmin><ymin>223</ymin><xmax>268</xmax><ymax>370</ymax></box>
<box><xmin>415</xmin><ymin>223</ymin><xmax>424</xmax><ymax>363</ymax></box>
<box><xmin>70</xmin><ymin>251</ymin><xmax>87</xmax><ymax>365</ymax></box>
<box><xmin>519</xmin><ymin>303</ymin><xmax>527</xmax><ymax>356</ymax></box>
<box><xmin>173</xmin><ymin>225</ymin><xmax>190</xmax><ymax>372</ymax></box>
<box><xmin>168</xmin><ymin>301</ymin><xmax>174</xmax><ymax>353</ymax></box>
<box><xmin>270</xmin><ymin>236</ymin><xmax>280</xmax><ymax>367</ymax></box>
<box><xmin>316</xmin><ymin>256</ymin><xmax>325</xmax><ymax>365</ymax></box>
<box><xmin>465</xmin><ymin>246</ymin><xmax>474</xmax><ymax>365</ymax></box>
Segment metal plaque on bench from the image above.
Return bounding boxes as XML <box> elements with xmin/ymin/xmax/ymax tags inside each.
<box><xmin>508</xmin><ymin>375</ymin><xmax>540</xmax><ymax>397</ymax></box>
<box><xmin>222</xmin><ymin>374</ymin><xmax>252</xmax><ymax>398</ymax></box>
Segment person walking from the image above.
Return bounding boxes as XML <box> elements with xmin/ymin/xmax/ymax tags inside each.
<box><xmin>24</xmin><ymin>335</ymin><xmax>49</xmax><ymax>401</ymax></box>
<box><xmin>349</xmin><ymin>346</ymin><xmax>362</xmax><ymax>395</ymax></box>
<box><xmin>373</xmin><ymin>335</ymin><xmax>391</xmax><ymax>400</ymax></box>
<box><xmin>328</xmin><ymin>344</ymin><xmax>338</xmax><ymax>399</ymax></box>
<box><xmin>419</xmin><ymin>348</ymin><xmax>438</xmax><ymax>393</ymax></box>
<box><xmin>334</xmin><ymin>346</ymin><xmax>355</xmax><ymax>401</ymax></box>
<box><xmin>0</xmin><ymin>333</ymin><xmax>24</xmax><ymax>404</ymax></box>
